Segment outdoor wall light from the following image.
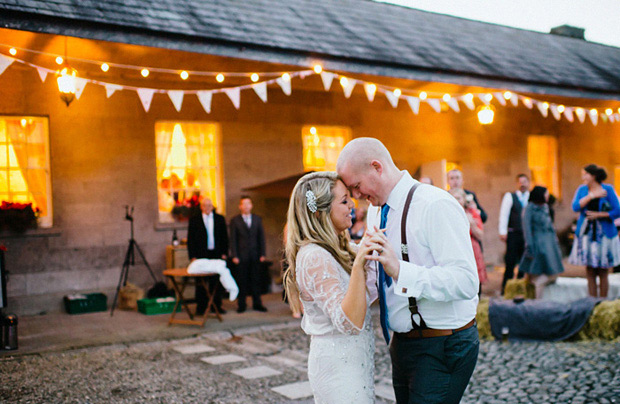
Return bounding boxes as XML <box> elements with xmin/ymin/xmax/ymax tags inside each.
<box><xmin>57</xmin><ymin>64</ymin><xmax>77</xmax><ymax>106</ymax></box>
<box><xmin>477</xmin><ymin>105</ymin><xmax>494</xmax><ymax>125</ymax></box>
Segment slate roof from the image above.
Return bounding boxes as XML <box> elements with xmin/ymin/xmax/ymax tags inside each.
<box><xmin>1</xmin><ymin>0</ymin><xmax>620</xmax><ymax>99</ymax></box>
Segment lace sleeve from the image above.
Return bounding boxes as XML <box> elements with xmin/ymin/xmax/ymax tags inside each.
<box><xmin>297</xmin><ymin>246</ymin><xmax>362</xmax><ymax>335</ymax></box>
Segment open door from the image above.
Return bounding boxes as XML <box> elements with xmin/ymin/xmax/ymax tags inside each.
<box><xmin>420</xmin><ymin>159</ymin><xmax>447</xmax><ymax>189</ymax></box>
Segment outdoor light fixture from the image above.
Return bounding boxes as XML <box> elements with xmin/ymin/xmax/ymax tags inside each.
<box><xmin>56</xmin><ymin>37</ymin><xmax>77</xmax><ymax>106</ymax></box>
<box><xmin>477</xmin><ymin>105</ymin><xmax>494</xmax><ymax>125</ymax></box>
<box><xmin>250</xmin><ymin>73</ymin><xmax>259</xmax><ymax>82</ymax></box>
<box><xmin>9</xmin><ymin>48</ymin><xmax>16</xmax><ymax>56</ymax></box>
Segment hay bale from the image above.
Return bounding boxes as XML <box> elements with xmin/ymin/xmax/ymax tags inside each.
<box><xmin>577</xmin><ymin>299</ymin><xmax>620</xmax><ymax>340</ymax></box>
<box><xmin>118</xmin><ymin>282</ymin><xmax>145</xmax><ymax>310</ymax></box>
<box><xmin>476</xmin><ymin>298</ymin><xmax>492</xmax><ymax>339</ymax></box>
<box><xmin>504</xmin><ymin>278</ymin><xmax>535</xmax><ymax>300</ymax></box>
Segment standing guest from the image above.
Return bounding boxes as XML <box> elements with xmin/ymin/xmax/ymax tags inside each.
<box><xmin>187</xmin><ymin>197</ymin><xmax>229</xmax><ymax>315</ymax></box>
<box><xmin>498</xmin><ymin>173</ymin><xmax>531</xmax><ymax>294</ymax></box>
<box><xmin>450</xmin><ymin>188</ymin><xmax>487</xmax><ymax>290</ymax></box>
<box><xmin>519</xmin><ymin>186</ymin><xmax>564</xmax><ymax>299</ymax></box>
<box><xmin>568</xmin><ymin>164</ymin><xmax>620</xmax><ymax>298</ymax></box>
<box><xmin>447</xmin><ymin>169</ymin><xmax>487</xmax><ymax>223</ymax></box>
<box><xmin>419</xmin><ymin>176</ymin><xmax>434</xmax><ymax>185</ymax></box>
<box><xmin>349</xmin><ymin>205</ymin><xmax>368</xmax><ymax>243</ymax></box>
<box><xmin>338</xmin><ymin>138</ymin><xmax>479</xmax><ymax>404</ymax></box>
<box><xmin>230</xmin><ymin>195</ymin><xmax>268</xmax><ymax>312</ymax></box>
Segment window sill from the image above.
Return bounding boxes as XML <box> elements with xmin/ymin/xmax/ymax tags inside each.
<box><xmin>0</xmin><ymin>227</ymin><xmax>61</xmax><ymax>239</ymax></box>
<box><xmin>154</xmin><ymin>222</ymin><xmax>189</xmax><ymax>232</ymax></box>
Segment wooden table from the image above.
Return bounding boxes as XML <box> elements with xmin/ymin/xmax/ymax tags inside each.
<box><xmin>162</xmin><ymin>268</ymin><xmax>223</xmax><ymax>327</ymax></box>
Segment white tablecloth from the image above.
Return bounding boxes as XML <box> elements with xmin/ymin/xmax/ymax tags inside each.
<box><xmin>542</xmin><ymin>274</ymin><xmax>620</xmax><ymax>304</ymax></box>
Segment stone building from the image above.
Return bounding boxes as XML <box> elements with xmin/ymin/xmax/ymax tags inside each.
<box><xmin>0</xmin><ymin>0</ymin><xmax>619</xmax><ymax>314</ymax></box>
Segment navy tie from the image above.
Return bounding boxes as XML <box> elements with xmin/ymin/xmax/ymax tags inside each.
<box><xmin>378</xmin><ymin>204</ymin><xmax>391</xmax><ymax>344</ymax></box>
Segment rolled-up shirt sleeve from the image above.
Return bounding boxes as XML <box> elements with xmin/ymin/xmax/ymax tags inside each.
<box><xmin>498</xmin><ymin>192</ymin><xmax>512</xmax><ymax>236</ymax></box>
<box><xmin>394</xmin><ymin>198</ymin><xmax>479</xmax><ymax>302</ymax></box>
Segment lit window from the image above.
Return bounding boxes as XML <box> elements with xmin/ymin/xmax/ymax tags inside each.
<box><xmin>155</xmin><ymin>122</ymin><xmax>224</xmax><ymax>222</ymax></box>
<box><xmin>527</xmin><ymin>135</ymin><xmax>560</xmax><ymax>197</ymax></box>
<box><xmin>0</xmin><ymin>116</ymin><xmax>52</xmax><ymax>228</ymax></box>
<box><xmin>302</xmin><ymin>126</ymin><xmax>351</xmax><ymax>171</ymax></box>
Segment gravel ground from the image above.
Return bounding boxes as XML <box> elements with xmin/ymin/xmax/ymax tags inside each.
<box><xmin>1</xmin><ymin>321</ymin><xmax>619</xmax><ymax>404</ymax></box>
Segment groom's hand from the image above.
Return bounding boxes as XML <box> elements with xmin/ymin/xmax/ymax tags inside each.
<box><xmin>364</xmin><ymin>227</ymin><xmax>400</xmax><ymax>281</ymax></box>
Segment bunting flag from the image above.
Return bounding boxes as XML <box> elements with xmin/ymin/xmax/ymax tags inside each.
<box><xmin>364</xmin><ymin>83</ymin><xmax>376</xmax><ymax>102</ymax></box>
<box><xmin>104</xmin><ymin>83</ymin><xmax>123</xmax><ymax>98</ymax></box>
<box><xmin>509</xmin><ymin>96</ymin><xmax>519</xmax><ymax>107</ymax></box>
<box><xmin>549</xmin><ymin>104</ymin><xmax>561</xmax><ymax>121</ymax></box>
<box><xmin>168</xmin><ymin>90</ymin><xmax>184</xmax><ymax>112</ymax></box>
<box><xmin>320</xmin><ymin>72</ymin><xmax>335</xmax><ymax>91</ymax></box>
<box><xmin>575</xmin><ymin>108</ymin><xmax>586</xmax><ymax>123</ymax></box>
<box><xmin>0</xmin><ymin>54</ymin><xmax>14</xmax><ymax>76</ymax></box>
<box><xmin>494</xmin><ymin>92</ymin><xmax>507</xmax><ymax>106</ymax></box>
<box><xmin>462</xmin><ymin>96</ymin><xmax>475</xmax><ymax>111</ymax></box>
<box><xmin>384</xmin><ymin>90</ymin><xmax>399</xmax><ymax>108</ymax></box>
<box><xmin>276</xmin><ymin>76</ymin><xmax>291</xmax><ymax>95</ymax></box>
<box><xmin>36</xmin><ymin>67</ymin><xmax>48</xmax><ymax>82</ymax></box>
<box><xmin>224</xmin><ymin>87</ymin><xmax>241</xmax><ymax>109</ymax></box>
<box><xmin>563</xmin><ymin>107</ymin><xmax>574</xmax><ymax>123</ymax></box>
<box><xmin>477</xmin><ymin>94</ymin><xmax>491</xmax><ymax>105</ymax></box>
<box><xmin>406</xmin><ymin>96</ymin><xmax>420</xmax><ymax>115</ymax></box>
<box><xmin>426</xmin><ymin>98</ymin><xmax>441</xmax><ymax>113</ymax></box>
<box><xmin>252</xmin><ymin>82</ymin><xmax>268</xmax><ymax>102</ymax></box>
<box><xmin>536</xmin><ymin>102</ymin><xmax>549</xmax><ymax>118</ymax></box>
<box><xmin>446</xmin><ymin>98</ymin><xmax>460</xmax><ymax>113</ymax></box>
<box><xmin>74</xmin><ymin>78</ymin><xmax>88</xmax><ymax>100</ymax></box>
<box><xmin>197</xmin><ymin>91</ymin><xmax>212</xmax><ymax>114</ymax></box>
<box><xmin>589</xmin><ymin>110</ymin><xmax>598</xmax><ymax>126</ymax></box>
<box><xmin>341</xmin><ymin>79</ymin><xmax>356</xmax><ymax>98</ymax></box>
<box><xmin>137</xmin><ymin>88</ymin><xmax>156</xmax><ymax>112</ymax></box>
<box><xmin>521</xmin><ymin>97</ymin><xmax>534</xmax><ymax>109</ymax></box>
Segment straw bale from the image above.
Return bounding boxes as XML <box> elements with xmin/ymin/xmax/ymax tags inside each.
<box><xmin>118</xmin><ymin>282</ymin><xmax>145</xmax><ymax>310</ymax></box>
<box><xmin>577</xmin><ymin>299</ymin><xmax>620</xmax><ymax>341</ymax></box>
<box><xmin>503</xmin><ymin>278</ymin><xmax>535</xmax><ymax>300</ymax></box>
<box><xmin>476</xmin><ymin>298</ymin><xmax>492</xmax><ymax>339</ymax></box>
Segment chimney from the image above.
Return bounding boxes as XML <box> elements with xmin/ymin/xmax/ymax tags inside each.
<box><xmin>550</xmin><ymin>25</ymin><xmax>585</xmax><ymax>40</ymax></box>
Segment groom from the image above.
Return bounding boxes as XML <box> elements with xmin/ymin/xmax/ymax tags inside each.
<box><xmin>337</xmin><ymin>137</ymin><xmax>479</xmax><ymax>404</ymax></box>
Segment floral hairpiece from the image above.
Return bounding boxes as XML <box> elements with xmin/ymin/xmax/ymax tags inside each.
<box><xmin>306</xmin><ymin>190</ymin><xmax>318</xmax><ymax>213</ymax></box>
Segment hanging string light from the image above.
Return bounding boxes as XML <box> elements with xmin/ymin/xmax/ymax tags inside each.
<box><xmin>100</xmin><ymin>63</ymin><xmax>109</xmax><ymax>72</ymax></box>
<box><xmin>56</xmin><ymin>37</ymin><xmax>77</xmax><ymax>106</ymax></box>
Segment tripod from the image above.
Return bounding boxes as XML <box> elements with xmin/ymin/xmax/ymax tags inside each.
<box><xmin>110</xmin><ymin>206</ymin><xmax>158</xmax><ymax>316</ymax></box>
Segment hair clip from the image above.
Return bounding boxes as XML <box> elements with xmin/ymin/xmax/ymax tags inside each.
<box><xmin>306</xmin><ymin>190</ymin><xmax>318</xmax><ymax>213</ymax></box>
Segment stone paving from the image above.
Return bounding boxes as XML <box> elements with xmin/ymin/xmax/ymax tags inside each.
<box><xmin>1</xmin><ymin>320</ymin><xmax>619</xmax><ymax>403</ymax></box>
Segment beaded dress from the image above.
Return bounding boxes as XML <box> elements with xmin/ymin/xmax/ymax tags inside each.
<box><xmin>296</xmin><ymin>243</ymin><xmax>375</xmax><ymax>404</ymax></box>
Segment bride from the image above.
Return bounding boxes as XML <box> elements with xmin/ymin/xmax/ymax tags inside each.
<box><xmin>284</xmin><ymin>171</ymin><xmax>377</xmax><ymax>404</ymax></box>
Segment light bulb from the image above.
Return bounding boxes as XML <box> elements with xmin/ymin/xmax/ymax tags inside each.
<box><xmin>542</xmin><ymin>102</ymin><xmax>549</xmax><ymax>109</ymax></box>
<box><xmin>477</xmin><ymin>105</ymin><xmax>494</xmax><ymax>125</ymax></box>
<box><xmin>557</xmin><ymin>105</ymin><xmax>565</xmax><ymax>113</ymax></box>
<box><xmin>282</xmin><ymin>73</ymin><xmax>291</xmax><ymax>82</ymax></box>
<box><xmin>250</xmin><ymin>73</ymin><xmax>259</xmax><ymax>82</ymax></box>
<box><xmin>9</xmin><ymin>48</ymin><xmax>17</xmax><ymax>56</ymax></box>
<box><xmin>216</xmin><ymin>73</ymin><xmax>224</xmax><ymax>82</ymax></box>
<box><xmin>101</xmin><ymin>63</ymin><xmax>109</xmax><ymax>72</ymax></box>
<box><xmin>393</xmin><ymin>89</ymin><xmax>401</xmax><ymax>97</ymax></box>
<box><xmin>464</xmin><ymin>93</ymin><xmax>474</xmax><ymax>101</ymax></box>
<box><xmin>484</xmin><ymin>93</ymin><xmax>493</xmax><ymax>102</ymax></box>
<box><xmin>606</xmin><ymin>108</ymin><xmax>613</xmax><ymax>116</ymax></box>
<box><xmin>503</xmin><ymin>91</ymin><xmax>512</xmax><ymax>100</ymax></box>
<box><xmin>180</xmin><ymin>71</ymin><xmax>189</xmax><ymax>80</ymax></box>
<box><xmin>590</xmin><ymin>109</ymin><xmax>598</xmax><ymax>115</ymax></box>
<box><xmin>141</xmin><ymin>68</ymin><xmax>150</xmax><ymax>78</ymax></box>
<box><xmin>340</xmin><ymin>77</ymin><xmax>348</xmax><ymax>87</ymax></box>
<box><xmin>56</xmin><ymin>56</ymin><xmax>64</xmax><ymax>65</ymax></box>
<box><xmin>442</xmin><ymin>94</ymin><xmax>451</xmax><ymax>102</ymax></box>
<box><xmin>419</xmin><ymin>91</ymin><xmax>427</xmax><ymax>100</ymax></box>
<box><xmin>313</xmin><ymin>64</ymin><xmax>322</xmax><ymax>74</ymax></box>
<box><xmin>310</xmin><ymin>126</ymin><xmax>317</xmax><ymax>135</ymax></box>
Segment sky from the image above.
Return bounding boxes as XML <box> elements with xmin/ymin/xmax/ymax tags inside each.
<box><xmin>376</xmin><ymin>0</ymin><xmax>620</xmax><ymax>48</ymax></box>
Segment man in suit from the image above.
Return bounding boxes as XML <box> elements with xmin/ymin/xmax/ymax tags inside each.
<box><xmin>230</xmin><ymin>195</ymin><xmax>267</xmax><ymax>313</ymax></box>
<box><xmin>447</xmin><ymin>169</ymin><xmax>487</xmax><ymax>223</ymax></box>
<box><xmin>187</xmin><ymin>197</ymin><xmax>229</xmax><ymax>315</ymax></box>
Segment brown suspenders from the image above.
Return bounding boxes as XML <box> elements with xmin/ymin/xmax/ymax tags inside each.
<box><xmin>400</xmin><ymin>183</ymin><xmax>428</xmax><ymax>331</ymax></box>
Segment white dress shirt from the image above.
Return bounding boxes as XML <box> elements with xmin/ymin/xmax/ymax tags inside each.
<box><xmin>243</xmin><ymin>214</ymin><xmax>252</xmax><ymax>228</ymax></box>
<box><xmin>366</xmin><ymin>171</ymin><xmax>479</xmax><ymax>332</ymax></box>
<box><xmin>202</xmin><ymin>212</ymin><xmax>215</xmax><ymax>250</ymax></box>
<box><xmin>498</xmin><ymin>190</ymin><xmax>529</xmax><ymax>236</ymax></box>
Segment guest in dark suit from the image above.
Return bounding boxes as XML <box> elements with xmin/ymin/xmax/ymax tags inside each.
<box><xmin>187</xmin><ymin>197</ymin><xmax>229</xmax><ymax>315</ymax></box>
<box><xmin>230</xmin><ymin>195</ymin><xmax>267</xmax><ymax>313</ymax></box>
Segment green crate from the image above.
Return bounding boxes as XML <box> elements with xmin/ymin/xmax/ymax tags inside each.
<box><xmin>63</xmin><ymin>293</ymin><xmax>107</xmax><ymax>314</ymax></box>
<box><xmin>137</xmin><ymin>297</ymin><xmax>181</xmax><ymax>315</ymax></box>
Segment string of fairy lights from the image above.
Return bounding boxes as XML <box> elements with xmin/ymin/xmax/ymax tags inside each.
<box><xmin>1</xmin><ymin>42</ymin><xmax>619</xmax><ymax>125</ymax></box>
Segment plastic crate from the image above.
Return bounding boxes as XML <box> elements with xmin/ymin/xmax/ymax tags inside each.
<box><xmin>63</xmin><ymin>293</ymin><xmax>107</xmax><ymax>314</ymax></box>
<box><xmin>137</xmin><ymin>297</ymin><xmax>181</xmax><ymax>315</ymax></box>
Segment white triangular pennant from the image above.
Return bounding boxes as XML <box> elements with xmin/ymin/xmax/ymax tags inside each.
<box><xmin>252</xmin><ymin>82</ymin><xmax>267</xmax><ymax>102</ymax></box>
<box><xmin>74</xmin><ymin>78</ymin><xmax>88</xmax><ymax>100</ymax></box>
<box><xmin>575</xmin><ymin>108</ymin><xmax>586</xmax><ymax>123</ymax></box>
<box><xmin>364</xmin><ymin>83</ymin><xmax>376</xmax><ymax>102</ymax></box>
<box><xmin>536</xmin><ymin>102</ymin><xmax>549</xmax><ymax>118</ymax></box>
<box><xmin>224</xmin><ymin>87</ymin><xmax>241</xmax><ymax>109</ymax></box>
<box><xmin>549</xmin><ymin>104</ymin><xmax>561</xmax><ymax>121</ymax></box>
<box><xmin>342</xmin><ymin>79</ymin><xmax>356</xmax><ymax>98</ymax></box>
<box><xmin>320</xmin><ymin>72</ymin><xmax>334</xmax><ymax>91</ymax></box>
<box><xmin>137</xmin><ymin>88</ymin><xmax>156</xmax><ymax>112</ymax></box>
<box><xmin>167</xmin><ymin>90</ymin><xmax>184</xmax><ymax>112</ymax></box>
<box><xmin>477</xmin><ymin>94</ymin><xmax>491</xmax><ymax>105</ymax></box>
<box><xmin>462</xmin><ymin>97</ymin><xmax>475</xmax><ymax>111</ymax></box>
<box><xmin>384</xmin><ymin>90</ymin><xmax>399</xmax><ymax>108</ymax></box>
<box><xmin>426</xmin><ymin>99</ymin><xmax>441</xmax><ymax>113</ymax></box>
<box><xmin>406</xmin><ymin>96</ymin><xmax>420</xmax><ymax>115</ymax></box>
<box><xmin>521</xmin><ymin>97</ymin><xmax>533</xmax><ymax>109</ymax></box>
<box><xmin>610</xmin><ymin>114</ymin><xmax>616</xmax><ymax>123</ymax></box>
<box><xmin>197</xmin><ymin>91</ymin><xmax>213</xmax><ymax>114</ymax></box>
<box><xmin>563</xmin><ymin>107</ymin><xmax>574</xmax><ymax>122</ymax></box>
<box><xmin>494</xmin><ymin>92</ymin><xmax>507</xmax><ymax>106</ymax></box>
<box><xmin>104</xmin><ymin>84</ymin><xmax>123</xmax><ymax>98</ymax></box>
<box><xmin>509</xmin><ymin>95</ymin><xmax>518</xmax><ymax>107</ymax></box>
<box><xmin>36</xmin><ymin>67</ymin><xmax>48</xmax><ymax>82</ymax></box>
<box><xmin>600</xmin><ymin>113</ymin><xmax>608</xmax><ymax>123</ymax></box>
<box><xmin>0</xmin><ymin>54</ymin><xmax>14</xmax><ymax>76</ymax></box>
<box><xmin>589</xmin><ymin>111</ymin><xmax>598</xmax><ymax>126</ymax></box>
<box><xmin>276</xmin><ymin>77</ymin><xmax>291</xmax><ymax>96</ymax></box>
<box><xmin>446</xmin><ymin>98</ymin><xmax>460</xmax><ymax>113</ymax></box>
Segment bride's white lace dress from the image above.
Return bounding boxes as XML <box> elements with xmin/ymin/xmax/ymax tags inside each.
<box><xmin>296</xmin><ymin>243</ymin><xmax>375</xmax><ymax>404</ymax></box>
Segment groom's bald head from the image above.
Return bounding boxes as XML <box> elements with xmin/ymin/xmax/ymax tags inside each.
<box><xmin>336</xmin><ymin>137</ymin><xmax>395</xmax><ymax>174</ymax></box>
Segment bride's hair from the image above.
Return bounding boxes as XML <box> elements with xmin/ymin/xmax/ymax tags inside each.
<box><xmin>283</xmin><ymin>171</ymin><xmax>355</xmax><ymax>313</ymax></box>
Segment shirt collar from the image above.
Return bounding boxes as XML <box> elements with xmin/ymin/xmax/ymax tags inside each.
<box><xmin>202</xmin><ymin>212</ymin><xmax>213</xmax><ymax>219</ymax></box>
<box><xmin>384</xmin><ymin>170</ymin><xmax>416</xmax><ymax>212</ymax></box>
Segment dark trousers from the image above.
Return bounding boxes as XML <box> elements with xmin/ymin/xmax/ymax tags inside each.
<box><xmin>195</xmin><ymin>276</ymin><xmax>223</xmax><ymax>313</ymax></box>
<box><xmin>390</xmin><ymin>326</ymin><xmax>479</xmax><ymax>404</ymax></box>
<box><xmin>236</xmin><ymin>259</ymin><xmax>262</xmax><ymax>309</ymax></box>
<box><xmin>502</xmin><ymin>231</ymin><xmax>525</xmax><ymax>294</ymax></box>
